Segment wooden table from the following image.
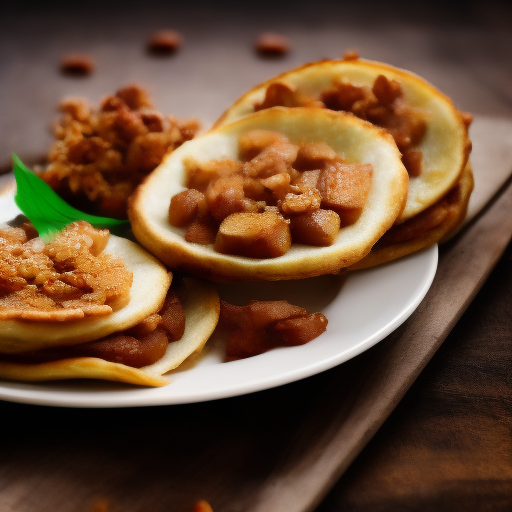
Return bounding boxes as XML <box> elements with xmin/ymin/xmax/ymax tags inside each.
<box><xmin>1</xmin><ymin>2</ymin><xmax>511</xmax><ymax>511</ymax></box>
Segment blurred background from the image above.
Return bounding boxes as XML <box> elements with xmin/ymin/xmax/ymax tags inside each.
<box><xmin>2</xmin><ymin>0</ymin><xmax>511</xmax><ymax>169</ymax></box>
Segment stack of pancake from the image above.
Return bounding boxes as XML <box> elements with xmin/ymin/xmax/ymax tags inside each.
<box><xmin>0</xmin><ymin>57</ymin><xmax>472</xmax><ymax>386</ymax></box>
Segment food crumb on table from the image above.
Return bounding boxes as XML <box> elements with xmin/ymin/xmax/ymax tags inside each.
<box><xmin>60</xmin><ymin>53</ymin><xmax>95</xmax><ymax>75</ymax></box>
<box><xmin>254</xmin><ymin>32</ymin><xmax>290</xmax><ymax>56</ymax></box>
<box><xmin>147</xmin><ymin>29</ymin><xmax>184</xmax><ymax>54</ymax></box>
<box><xmin>89</xmin><ymin>498</ymin><xmax>214</xmax><ymax>512</ymax></box>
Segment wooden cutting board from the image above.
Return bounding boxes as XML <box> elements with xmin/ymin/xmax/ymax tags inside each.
<box><xmin>0</xmin><ymin>115</ymin><xmax>511</xmax><ymax>512</ymax></box>
<box><xmin>238</xmin><ymin>116</ymin><xmax>512</xmax><ymax>512</ymax></box>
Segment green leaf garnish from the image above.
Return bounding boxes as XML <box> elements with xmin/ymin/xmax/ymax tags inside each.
<box><xmin>12</xmin><ymin>153</ymin><xmax>129</xmax><ymax>242</ymax></box>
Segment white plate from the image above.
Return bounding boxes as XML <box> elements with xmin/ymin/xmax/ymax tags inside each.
<box><xmin>0</xmin><ymin>178</ymin><xmax>437</xmax><ymax>407</ymax></box>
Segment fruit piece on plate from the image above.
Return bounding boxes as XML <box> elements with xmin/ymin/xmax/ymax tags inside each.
<box><xmin>214</xmin><ymin>58</ymin><xmax>471</xmax><ymax>224</ymax></box>
<box><xmin>129</xmin><ymin>107</ymin><xmax>408</xmax><ymax>281</ymax></box>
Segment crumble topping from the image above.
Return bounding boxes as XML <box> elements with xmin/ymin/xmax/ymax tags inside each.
<box><xmin>0</xmin><ymin>221</ymin><xmax>132</xmax><ymax>321</ymax></box>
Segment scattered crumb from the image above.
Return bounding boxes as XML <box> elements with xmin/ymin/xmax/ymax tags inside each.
<box><xmin>190</xmin><ymin>501</ymin><xmax>214</xmax><ymax>512</ymax></box>
<box><xmin>254</xmin><ymin>33</ymin><xmax>290</xmax><ymax>57</ymax></box>
<box><xmin>90</xmin><ymin>498</ymin><xmax>113</xmax><ymax>512</ymax></box>
<box><xmin>342</xmin><ymin>50</ymin><xmax>359</xmax><ymax>61</ymax></box>
<box><xmin>60</xmin><ymin>53</ymin><xmax>95</xmax><ymax>75</ymax></box>
<box><xmin>148</xmin><ymin>29</ymin><xmax>184</xmax><ymax>54</ymax></box>
<box><xmin>89</xmin><ymin>498</ymin><xmax>213</xmax><ymax>512</ymax></box>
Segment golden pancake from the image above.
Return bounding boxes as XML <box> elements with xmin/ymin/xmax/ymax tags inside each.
<box><xmin>129</xmin><ymin>107</ymin><xmax>408</xmax><ymax>281</ymax></box>
<box><xmin>215</xmin><ymin>58</ymin><xmax>471</xmax><ymax>224</ymax></box>
<box><xmin>0</xmin><ymin>278</ymin><xmax>220</xmax><ymax>387</ymax></box>
<box><xmin>348</xmin><ymin>164</ymin><xmax>473</xmax><ymax>271</ymax></box>
<box><xmin>0</xmin><ymin>234</ymin><xmax>171</xmax><ymax>354</ymax></box>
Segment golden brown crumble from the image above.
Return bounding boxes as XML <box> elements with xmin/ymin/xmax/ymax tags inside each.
<box><xmin>0</xmin><ymin>222</ymin><xmax>132</xmax><ymax>321</ymax></box>
<box><xmin>40</xmin><ymin>85</ymin><xmax>200</xmax><ymax>218</ymax></box>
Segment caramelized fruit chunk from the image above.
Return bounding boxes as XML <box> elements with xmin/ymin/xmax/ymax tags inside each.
<box><xmin>243</xmin><ymin>140</ymin><xmax>298</xmax><ymax>178</ymax></box>
<box><xmin>274</xmin><ymin>313</ymin><xmax>328</xmax><ymax>345</ymax></box>
<box><xmin>317</xmin><ymin>162</ymin><xmax>372</xmax><ymax>225</ymax></box>
<box><xmin>321</xmin><ymin>81</ymin><xmax>368</xmax><ymax>112</ymax></box>
<box><xmin>279</xmin><ymin>189</ymin><xmax>321</xmax><ymax>215</ymax></box>
<box><xmin>205</xmin><ymin>175</ymin><xmax>248</xmax><ymax>221</ymax></box>
<box><xmin>185</xmin><ymin>216</ymin><xmax>219</xmax><ymax>245</ymax></box>
<box><xmin>159</xmin><ymin>289</ymin><xmax>186</xmax><ymax>341</ymax></box>
<box><xmin>290</xmin><ymin>209</ymin><xmax>341</xmax><ymax>246</ymax></box>
<box><xmin>259</xmin><ymin>173</ymin><xmax>291</xmax><ymax>200</ymax></box>
<box><xmin>185</xmin><ymin>157</ymin><xmax>242</xmax><ymax>192</ymax></box>
<box><xmin>294</xmin><ymin>169</ymin><xmax>321</xmax><ymax>190</ymax></box>
<box><xmin>214</xmin><ymin>210</ymin><xmax>291</xmax><ymax>258</ymax></box>
<box><xmin>169</xmin><ymin>189</ymin><xmax>207</xmax><ymax>227</ymax></box>
<box><xmin>238</xmin><ymin>129</ymin><xmax>287</xmax><ymax>161</ymax></box>
<box><xmin>401</xmin><ymin>149</ymin><xmax>423</xmax><ymax>178</ymax></box>
<box><xmin>219</xmin><ymin>299</ymin><xmax>327</xmax><ymax>360</ymax></box>
<box><xmin>72</xmin><ymin>328</ymin><xmax>169</xmax><ymax>367</ymax></box>
<box><xmin>294</xmin><ymin>141</ymin><xmax>338</xmax><ymax>171</ymax></box>
<box><xmin>254</xmin><ymin>82</ymin><xmax>300</xmax><ymax>111</ymax></box>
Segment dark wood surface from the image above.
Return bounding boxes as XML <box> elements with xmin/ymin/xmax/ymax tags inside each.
<box><xmin>1</xmin><ymin>2</ymin><xmax>512</xmax><ymax>511</ymax></box>
<box><xmin>318</xmin><ymin>221</ymin><xmax>512</xmax><ymax>512</ymax></box>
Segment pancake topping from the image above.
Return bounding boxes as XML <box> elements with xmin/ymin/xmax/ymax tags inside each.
<box><xmin>168</xmin><ymin>130</ymin><xmax>373</xmax><ymax>258</ymax></box>
<box><xmin>40</xmin><ymin>85</ymin><xmax>200</xmax><ymax>218</ymax></box>
<box><xmin>0</xmin><ymin>221</ymin><xmax>133</xmax><ymax>321</ymax></box>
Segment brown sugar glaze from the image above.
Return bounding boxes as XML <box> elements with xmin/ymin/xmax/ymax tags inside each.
<box><xmin>0</xmin><ymin>221</ymin><xmax>132</xmax><ymax>321</ymax></box>
<box><xmin>168</xmin><ymin>130</ymin><xmax>373</xmax><ymax>258</ymax></box>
